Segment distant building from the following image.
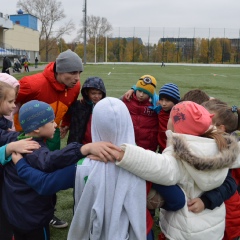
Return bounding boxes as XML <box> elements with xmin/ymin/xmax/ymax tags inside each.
<box><xmin>0</xmin><ymin>9</ymin><xmax>40</xmax><ymax>65</ymax></box>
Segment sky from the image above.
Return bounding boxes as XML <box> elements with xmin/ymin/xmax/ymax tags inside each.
<box><xmin>4</xmin><ymin>0</ymin><xmax>240</xmax><ymax>44</ymax></box>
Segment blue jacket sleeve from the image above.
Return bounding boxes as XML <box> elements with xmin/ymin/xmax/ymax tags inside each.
<box><xmin>25</xmin><ymin>142</ymin><xmax>85</xmax><ymax>172</ymax></box>
<box><xmin>15</xmin><ymin>158</ymin><xmax>76</xmax><ymax>195</ymax></box>
<box><xmin>152</xmin><ymin>183</ymin><xmax>185</xmax><ymax>211</ymax></box>
<box><xmin>200</xmin><ymin>170</ymin><xmax>237</xmax><ymax>210</ymax></box>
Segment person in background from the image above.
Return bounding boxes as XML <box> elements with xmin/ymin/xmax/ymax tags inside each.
<box><xmin>67</xmin><ymin>76</ymin><xmax>106</xmax><ymax>145</ymax></box>
<box><xmin>35</xmin><ymin>57</ymin><xmax>39</xmax><ymax>68</ymax></box>
<box><xmin>23</xmin><ymin>60</ymin><xmax>29</xmax><ymax>72</ymax></box>
<box><xmin>13</xmin><ymin>49</ymin><xmax>83</xmax><ymax>228</ymax></box>
<box><xmin>2</xmin><ymin>56</ymin><xmax>12</xmax><ymax>75</ymax></box>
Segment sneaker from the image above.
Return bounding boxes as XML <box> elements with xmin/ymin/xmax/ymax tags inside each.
<box><xmin>49</xmin><ymin>215</ymin><xmax>68</xmax><ymax>228</ymax></box>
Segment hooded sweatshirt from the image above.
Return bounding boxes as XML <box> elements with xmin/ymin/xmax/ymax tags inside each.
<box><xmin>67</xmin><ymin>97</ymin><xmax>146</xmax><ymax>240</ymax></box>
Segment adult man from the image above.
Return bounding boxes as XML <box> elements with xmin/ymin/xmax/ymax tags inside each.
<box><xmin>2</xmin><ymin>56</ymin><xmax>12</xmax><ymax>74</ymax></box>
<box><xmin>13</xmin><ymin>49</ymin><xmax>83</xmax><ymax>228</ymax></box>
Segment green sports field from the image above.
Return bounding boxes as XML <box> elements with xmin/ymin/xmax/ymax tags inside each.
<box><xmin>79</xmin><ymin>64</ymin><xmax>240</xmax><ymax>106</ymax></box>
<box><xmin>13</xmin><ymin>64</ymin><xmax>240</xmax><ymax>239</ymax></box>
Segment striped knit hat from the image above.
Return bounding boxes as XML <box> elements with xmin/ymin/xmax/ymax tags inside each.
<box><xmin>159</xmin><ymin>83</ymin><xmax>180</xmax><ymax>104</ymax></box>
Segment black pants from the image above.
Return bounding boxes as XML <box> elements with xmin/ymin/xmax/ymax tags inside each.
<box><xmin>12</xmin><ymin>225</ymin><xmax>50</xmax><ymax>240</ymax></box>
<box><xmin>0</xmin><ymin>183</ymin><xmax>13</xmax><ymax>240</ymax></box>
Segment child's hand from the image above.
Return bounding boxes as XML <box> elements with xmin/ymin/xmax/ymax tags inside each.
<box><xmin>60</xmin><ymin>126</ymin><xmax>69</xmax><ymax>139</ymax></box>
<box><xmin>187</xmin><ymin>198</ymin><xmax>205</xmax><ymax>213</ymax></box>
<box><xmin>12</xmin><ymin>152</ymin><xmax>23</xmax><ymax>165</ymax></box>
<box><xmin>81</xmin><ymin>142</ymin><xmax>122</xmax><ymax>163</ymax></box>
<box><xmin>7</xmin><ymin>138</ymin><xmax>40</xmax><ymax>155</ymax></box>
<box><xmin>124</xmin><ymin>89</ymin><xmax>134</xmax><ymax>101</ymax></box>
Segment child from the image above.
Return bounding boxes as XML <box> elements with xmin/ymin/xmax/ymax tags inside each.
<box><xmin>11</xmin><ymin>97</ymin><xmax>146</xmax><ymax>239</ymax></box>
<box><xmin>122</xmin><ymin>75</ymin><xmax>159</xmax><ymax>152</ymax></box>
<box><xmin>198</xmin><ymin>99</ymin><xmax>240</xmax><ymax>240</ymax></box>
<box><xmin>67</xmin><ymin>76</ymin><xmax>106</xmax><ymax>144</ymax></box>
<box><xmin>24</xmin><ymin>60</ymin><xmax>29</xmax><ymax>72</ymax></box>
<box><xmin>1</xmin><ymin>100</ymin><xmax>120</xmax><ymax>240</ymax></box>
<box><xmin>104</xmin><ymin>101</ymin><xmax>240</xmax><ymax>240</ymax></box>
<box><xmin>157</xmin><ymin>83</ymin><xmax>180</xmax><ymax>153</ymax></box>
<box><xmin>0</xmin><ymin>73</ymin><xmax>20</xmax><ymax>130</ymax></box>
<box><xmin>180</xmin><ymin>88</ymin><xmax>210</xmax><ymax>104</ymax></box>
<box><xmin>0</xmin><ymin>81</ymin><xmax>40</xmax><ymax>240</ymax></box>
<box><xmin>122</xmin><ymin>76</ymin><xmax>185</xmax><ymax>239</ymax></box>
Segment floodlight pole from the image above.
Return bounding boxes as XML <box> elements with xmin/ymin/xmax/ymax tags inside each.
<box><xmin>83</xmin><ymin>0</ymin><xmax>87</xmax><ymax>64</ymax></box>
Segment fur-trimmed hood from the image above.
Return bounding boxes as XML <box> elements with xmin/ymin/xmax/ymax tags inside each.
<box><xmin>168</xmin><ymin>131</ymin><xmax>239</xmax><ymax>171</ymax></box>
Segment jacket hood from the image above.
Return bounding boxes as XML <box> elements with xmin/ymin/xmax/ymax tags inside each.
<box><xmin>169</xmin><ymin>131</ymin><xmax>239</xmax><ymax>170</ymax></box>
<box><xmin>81</xmin><ymin>77</ymin><xmax>106</xmax><ymax>101</ymax></box>
<box><xmin>0</xmin><ymin>73</ymin><xmax>19</xmax><ymax>88</ymax></box>
<box><xmin>42</xmin><ymin>62</ymin><xmax>67</xmax><ymax>92</ymax></box>
<box><xmin>91</xmin><ymin>97</ymin><xmax>135</xmax><ymax>146</ymax></box>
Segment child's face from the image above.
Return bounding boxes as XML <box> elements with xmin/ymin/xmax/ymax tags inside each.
<box><xmin>135</xmin><ymin>90</ymin><xmax>149</xmax><ymax>102</ymax></box>
<box><xmin>0</xmin><ymin>89</ymin><xmax>16</xmax><ymax>117</ymax></box>
<box><xmin>158</xmin><ymin>98</ymin><xmax>175</xmax><ymax>112</ymax></box>
<box><xmin>87</xmin><ymin>88</ymin><xmax>103</xmax><ymax>104</ymax></box>
<box><xmin>38</xmin><ymin>120</ymin><xmax>57</xmax><ymax>139</ymax></box>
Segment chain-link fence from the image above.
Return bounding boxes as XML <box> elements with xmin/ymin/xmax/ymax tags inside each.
<box><xmin>85</xmin><ymin>27</ymin><xmax>240</xmax><ymax>64</ymax></box>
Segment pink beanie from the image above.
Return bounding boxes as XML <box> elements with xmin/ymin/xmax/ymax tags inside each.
<box><xmin>170</xmin><ymin>101</ymin><xmax>214</xmax><ymax>136</ymax></box>
<box><xmin>0</xmin><ymin>73</ymin><xmax>19</xmax><ymax>88</ymax></box>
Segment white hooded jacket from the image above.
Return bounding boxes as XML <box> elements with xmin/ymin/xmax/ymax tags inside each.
<box><xmin>67</xmin><ymin>97</ymin><xmax>146</xmax><ymax>240</ymax></box>
<box><xmin>116</xmin><ymin>130</ymin><xmax>240</xmax><ymax>240</ymax></box>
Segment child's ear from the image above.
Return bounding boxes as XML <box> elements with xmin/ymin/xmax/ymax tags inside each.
<box><xmin>33</xmin><ymin>129</ymin><xmax>40</xmax><ymax>134</ymax></box>
<box><xmin>218</xmin><ymin>124</ymin><xmax>226</xmax><ymax>132</ymax></box>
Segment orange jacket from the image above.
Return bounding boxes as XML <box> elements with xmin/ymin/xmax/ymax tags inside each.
<box><xmin>14</xmin><ymin>62</ymin><xmax>80</xmax><ymax>131</ymax></box>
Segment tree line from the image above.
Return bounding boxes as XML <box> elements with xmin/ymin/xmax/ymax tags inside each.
<box><xmin>17</xmin><ymin>0</ymin><xmax>240</xmax><ymax>64</ymax></box>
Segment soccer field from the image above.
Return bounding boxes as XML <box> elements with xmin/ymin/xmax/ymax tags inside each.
<box><xmin>79</xmin><ymin>64</ymin><xmax>240</xmax><ymax>106</ymax></box>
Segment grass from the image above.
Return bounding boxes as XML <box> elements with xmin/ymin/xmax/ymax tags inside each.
<box><xmin>13</xmin><ymin>64</ymin><xmax>240</xmax><ymax>239</ymax></box>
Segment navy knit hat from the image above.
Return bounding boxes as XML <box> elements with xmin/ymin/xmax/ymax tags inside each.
<box><xmin>19</xmin><ymin>100</ymin><xmax>55</xmax><ymax>133</ymax></box>
<box><xmin>159</xmin><ymin>83</ymin><xmax>180</xmax><ymax>104</ymax></box>
<box><xmin>56</xmin><ymin>49</ymin><xmax>83</xmax><ymax>73</ymax></box>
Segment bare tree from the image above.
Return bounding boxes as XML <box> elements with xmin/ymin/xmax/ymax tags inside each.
<box><xmin>17</xmin><ymin>0</ymin><xmax>75</xmax><ymax>61</ymax></box>
<box><xmin>78</xmin><ymin>15</ymin><xmax>112</xmax><ymax>40</ymax></box>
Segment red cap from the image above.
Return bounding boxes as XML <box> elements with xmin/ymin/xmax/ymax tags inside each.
<box><xmin>170</xmin><ymin>101</ymin><xmax>214</xmax><ymax>136</ymax></box>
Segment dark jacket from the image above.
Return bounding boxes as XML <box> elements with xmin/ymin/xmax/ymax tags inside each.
<box><xmin>2</xmin><ymin>135</ymin><xmax>85</xmax><ymax>231</ymax></box>
<box><xmin>67</xmin><ymin>77</ymin><xmax>106</xmax><ymax>144</ymax></box>
<box><xmin>2</xmin><ymin>57</ymin><xmax>11</xmax><ymax>70</ymax></box>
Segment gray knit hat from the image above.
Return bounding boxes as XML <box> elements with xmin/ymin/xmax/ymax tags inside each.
<box><xmin>19</xmin><ymin>100</ymin><xmax>55</xmax><ymax>133</ymax></box>
<box><xmin>56</xmin><ymin>49</ymin><xmax>83</xmax><ymax>73</ymax></box>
